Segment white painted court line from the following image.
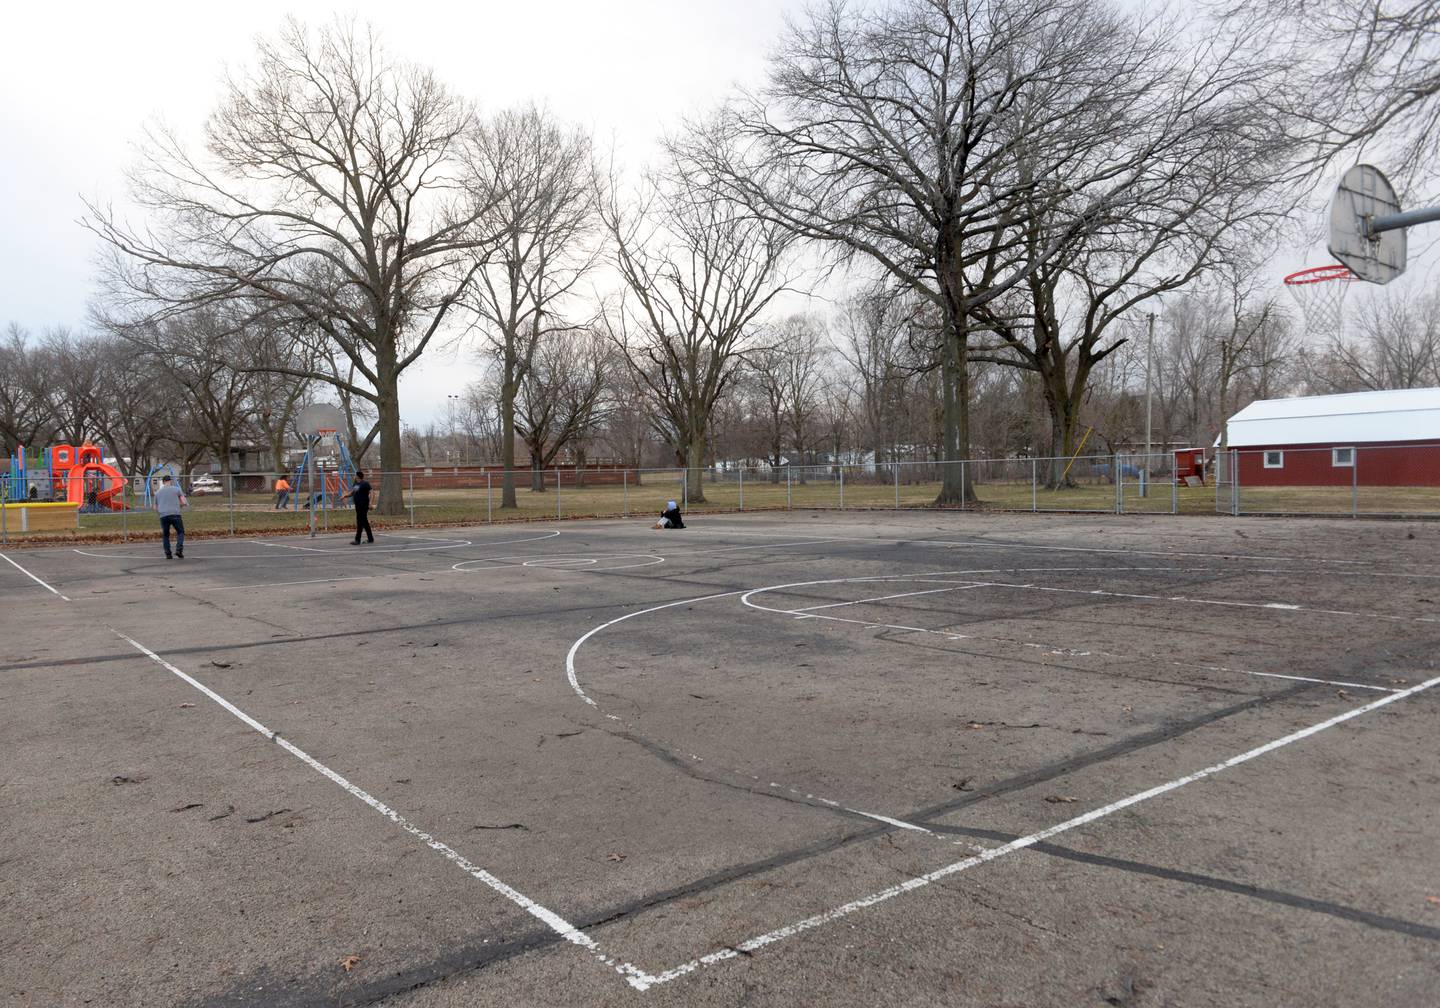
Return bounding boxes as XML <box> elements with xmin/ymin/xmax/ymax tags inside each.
<box><xmin>253</xmin><ymin>539</ymin><xmax>328</xmax><ymax>553</ymax></box>
<box><xmin>959</xmin><ymin>577</ymin><xmax>1440</xmax><ymax>624</ymax></box>
<box><xmin>1</xmin><ymin>551</ymin><xmax>71</xmax><ymax>601</ymax></box>
<box><xmin>10</xmin><ymin>537</ymin><xmax>661</xmax><ymax>990</ymax></box>
<box><xmin>107</xmin><ymin>628</ymin><xmax>657</xmax><ymax>990</ymax></box>
<box><xmin>742</xmin><ymin>575</ymin><xmax>1400</xmax><ymax>694</ymax></box>
<box><xmin>636</xmin><ymin>672</ymin><xmax>1440</xmax><ymax>990</ymax></box>
<box><xmin>788</xmin><ymin>584</ymin><xmax>986</xmax><ymax>613</ymax></box>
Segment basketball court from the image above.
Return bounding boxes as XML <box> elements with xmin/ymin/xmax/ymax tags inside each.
<box><xmin>4</xmin><ymin>511</ymin><xmax>1438</xmax><ymax>1006</ymax></box>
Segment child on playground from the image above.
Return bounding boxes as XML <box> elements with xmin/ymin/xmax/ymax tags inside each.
<box><xmin>154</xmin><ymin>474</ymin><xmax>187</xmax><ymax>559</ymax></box>
<box><xmin>653</xmin><ymin>499</ymin><xmax>685</xmax><ymax>529</ymax></box>
<box><xmin>274</xmin><ymin>476</ymin><xmax>291</xmax><ymax>509</ymax></box>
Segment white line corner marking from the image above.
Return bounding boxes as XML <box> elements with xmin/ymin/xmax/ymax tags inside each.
<box><xmin>639</xmin><ymin>671</ymin><xmax>1440</xmax><ymax>988</ymax></box>
<box><xmin>1</xmin><ymin>552</ymin><xmax>71</xmax><ymax>600</ymax></box>
<box><xmin>109</xmin><ymin>628</ymin><xmax>659</xmax><ymax>990</ymax></box>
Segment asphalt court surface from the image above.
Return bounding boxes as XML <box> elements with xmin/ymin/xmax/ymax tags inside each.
<box><xmin>3</xmin><ymin>512</ymin><xmax>1439</xmax><ymax>1007</ymax></box>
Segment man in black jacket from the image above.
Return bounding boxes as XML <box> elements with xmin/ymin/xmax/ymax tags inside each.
<box><xmin>341</xmin><ymin>470</ymin><xmax>374</xmax><ymax>544</ymax></box>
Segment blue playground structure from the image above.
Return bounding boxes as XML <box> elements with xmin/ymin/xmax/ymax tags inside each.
<box><xmin>286</xmin><ymin>431</ymin><xmax>358</xmax><ymax>511</ymax></box>
<box><xmin>141</xmin><ymin>463</ymin><xmax>178</xmax><ymax>508</ymax></box>
<box><xmin>3</xmin><ymin>445</ymin><xmax>54</xmax><ymax>503</ymax></box>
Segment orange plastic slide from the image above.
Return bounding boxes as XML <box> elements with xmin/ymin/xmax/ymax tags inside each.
<box><xmin>65</xmin><ymin>462</ymin><xmax>127</xmax><ymax>511</ymax></box>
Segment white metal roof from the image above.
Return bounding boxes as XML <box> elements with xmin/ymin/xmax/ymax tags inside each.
<box><xmin>1223</xmin><ymin>388</ymin><xmax>1440</xmax><ymax>447</ymax></box>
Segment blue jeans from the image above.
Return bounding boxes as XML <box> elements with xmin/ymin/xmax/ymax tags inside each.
<box><xmin>161</xmin><ymin>514</ymin><xmax>184</xmax><ymax>556</ymax></box>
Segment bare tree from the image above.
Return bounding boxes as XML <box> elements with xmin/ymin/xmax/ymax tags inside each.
<box><xmin>1308</xmin><ymin>287</ymin><xmax>1440</xmax><ymax>391</ymax></box>
<box><xmin>116</xmin><ymin>310</ymin><xmax>260</xmax><ymax>475</ymax></box>
<box><xmin>1235</xmin><ymin>1</ymin><xmax>1440</xmax><ymax>183</ymax></box>
<box><xmin>835</xmin><ymin>288</ymin><xmax>916</xmax><ymax>466</ymax></box>
<box><xmin>514</xmin><ymin>328</ymin><xmax>611</xmax><ymax>490</ymax></box>
<box><xmin>684</xmin><ymin>0</ymin><xmax>1295</xmax><ymax>503</ymax></box>
<box><xmin>464</xmin><ymin>104</ymin><xmax>600</xmax><ymax>508</ymax></box>
<box><xmin>86</xmin><ymin>19</ymin><xmax>506</xmax><ymax>514</ymax></box>
<box><xmin>600</xmin><ymin>158</ymin><xmax>794</xmax><ymax>502</ymax></box>
<box><xmin>0</xmin><ymin>325</ymin><xmax>59</xmax><ymax>449</ymax></box>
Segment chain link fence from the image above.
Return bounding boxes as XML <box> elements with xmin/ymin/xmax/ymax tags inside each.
<box><xmin>6</xmin><ymin>448</ymin><xmax>1436</xmax><ymax>543</ymax></box>
<box><xmin>1216</xmin><ymin>445</ymin><xmax>1440</xmax><ymax>517</ymax></box>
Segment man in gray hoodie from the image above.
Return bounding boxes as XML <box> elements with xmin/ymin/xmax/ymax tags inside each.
<box><xmin>154</xmin><ymin>475</ymin><xmax>187</xmax><ymax>559</ymax></box>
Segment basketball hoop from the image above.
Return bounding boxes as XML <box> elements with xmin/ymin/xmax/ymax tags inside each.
<box><xmin>1283</xmin><ymin>264</ymin><xmax>1359</xmax><ymax>337</ymax></box>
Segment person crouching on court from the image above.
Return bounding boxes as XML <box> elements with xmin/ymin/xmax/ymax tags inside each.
<box><xmin>340</xmin><ymin>470</ymin><xmax>375</xmax><ymax>544</ymax></box>
<box><xmin>154</xmin><ymin>474</ymin><xmax>187</xmax><ymax>559</ymax></box>
<box><xmin>654</xmin><ymin>499</ymin><xmax>685</xmax><ymax>529</ymax></box>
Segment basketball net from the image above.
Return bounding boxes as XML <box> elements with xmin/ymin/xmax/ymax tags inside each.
<box><xmin>1283</xmin><ymin>264</ymin><xmax>1359</xmax><ymax>338</ymax></box>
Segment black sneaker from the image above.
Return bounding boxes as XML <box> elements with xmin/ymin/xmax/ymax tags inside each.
<box><xmin>177</xmin><ymin>552</ymin><xmax>184</xmax><ymax>558</ymax></box>
<box><xmin>165</xmin><ymin>554</ymin><xmax>173</xmax><ymax>560</ymax></box>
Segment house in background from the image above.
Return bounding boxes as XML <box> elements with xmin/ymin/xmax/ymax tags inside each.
<box><xmin>1222</xmin><ymin>388</ymin><xmax>1440</xmax><ymax>487</ymax></box>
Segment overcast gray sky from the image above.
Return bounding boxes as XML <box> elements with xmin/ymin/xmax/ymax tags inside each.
<box><xmin>0</xmin><ymin>1</ymin><xmax>811</xmax><ymax>422</ymax></box>
<box><xmin>3</xmin><ymin>2</ymin><xmax>1434</xmax><ymax>426</ymax></box>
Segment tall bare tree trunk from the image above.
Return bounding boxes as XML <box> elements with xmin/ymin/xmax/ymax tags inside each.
<box><xmin>687</xmin><ymin>429</ymin><xmax>707</xmax><ymax>504</ymax></box>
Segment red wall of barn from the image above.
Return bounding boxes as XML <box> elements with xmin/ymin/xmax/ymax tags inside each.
<box><xmin>1235</xmin><ymin>440</ymin><xmax>1440</xmax><ymax>486</ymax></box>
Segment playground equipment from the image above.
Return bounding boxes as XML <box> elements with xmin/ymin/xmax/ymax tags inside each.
<box><xmin>291</xmin><ymin>404</ymin><xmax>356</xmax><ymax>539</ymax></box>
<box><xmin>3</xmin><ymin>442</ymin><xmax>127</xmax><ymax>520</ymax></box>
<box><xmin>47</xmin><ymin>443</ymin><xmax>127</xmax><ymax>512</ymax></box>
<box><xmin>2</xmin><ymin>445</ymin><xmax>51</xmax><ymax>503</ymax></box>
<box><xmin>142</xmin><ymin>462</ymin><xmax>179</xmax><ymax>508</ymax></box>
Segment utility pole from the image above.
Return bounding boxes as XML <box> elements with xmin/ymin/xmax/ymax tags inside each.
<box><xmin>1144</xmin><ymin>312</ymin><xmax>1155</xmax><ymax>464</ymax></box>
<box><xmin>447</xmin><ymin>394</ymin><xmax>460</xmax><ymax>467</ymax></box>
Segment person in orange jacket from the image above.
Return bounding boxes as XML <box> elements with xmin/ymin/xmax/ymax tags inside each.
<box><xmin>274</xmin><ymin>475</ymin><xmax>292</xmax><ymax>510</ymax></box>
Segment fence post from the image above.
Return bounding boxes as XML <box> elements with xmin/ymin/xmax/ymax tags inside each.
<box><xmin>838</xmin><ymin>467</ymin><xmax>845</xmax><ymax>510</ymax></box>
<box><xmin>1</xmin><ymin>476</ymin><xmax>7</xmax><ymax>544</ymax></box>
<box><xmin>122</xmin><ymin>475</ymin><xmax>129</xmax><ymax>542</ymax></box>
<box><xmin>1032</xmin><ymin>459</ymin><xmax>1038</xmax><ymax>512</ymax></box>
<box><xmin>1171</xmin><ymin>461</ymin><xmax>1178</xmax><ymax>515</ymax></box>
<box><xmin>407</xmin><ymin>472</ymin><xmax>415</xmax><ymax>526</ymax></box>
<box><xmin>893</xmin><ymin>462</ymin><xmax>900</xmax><ymax>510</ymax></box>
<box><xmin>786</xmin><ymin>466</ymin><xmax>792</xmax><ymax>510</ymax></box>
<box><xmin>1352</xmin><ymin>448</ymin><xmax>1359</xmax><ymax>517</ymax></box>
<box><xmin>1231</xmin><ymin>450</ymin><xmax>1240</xmax><ymax>516</ymax></box>
<box><xmin>556</xmin><ymin>469</ymin><xmax>562</xmax><ymax>521</ymax></box>
<box><xmin>683</xmin><ymin>469</ymin><xmax>688</xmax><ymax>512</ymax></box>
<box><xmin>1113</xmin><ymin>457</ymin><xmax>1122</xmax><ymax>513</ymax></box>
<box><xmin>739</xmin><ymin>466</ymin><xmax>744</xmax><ymax>511</ymax></box>
<box><xmin>960</xmin><ymin>461</ymin><xmax>966</xmax><ymax>511</ymax></box>
<box><xmin>623</xmin><ymin>468</ymin><xmax>629</xmax><ymax>517</ymax></box>
<box><xmin>228</xmin><ymin>474</ymin><xmax>236</xmax><ymax>537</ymax></box>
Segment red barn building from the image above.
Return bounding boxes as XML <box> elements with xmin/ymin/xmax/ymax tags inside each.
<box><xmin>1223</xmin><ymin>388</ymin><xmax>1440</xmax><ymax>487</ymax></box>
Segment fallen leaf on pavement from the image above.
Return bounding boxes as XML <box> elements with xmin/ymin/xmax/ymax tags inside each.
<box><xmin>1044</xmin><ymin>795</ymin><xmax>1079</xmax><ymax>804</ymax></box>
<box><xmin>607</xmin><ymin>852</ymin><xmax>626</xmax><ymax>862</ymax></box>
<box><xmin>340</xmin><ymin>954</ymin><xmax>362</xmax><ymax>972</ymax></box>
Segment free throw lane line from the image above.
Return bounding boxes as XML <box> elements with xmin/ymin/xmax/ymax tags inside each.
<box><xmin>1</xmin><ymin>551</ymin><xmax>71</xmax><ymax>601</ymax></box>
<box><xmin>108</xmin><ymin>629</ymin><xmax>657</xmax><ymax>990</ymax></box>
<box><xmin>637</xmin><ymin>672</ymin><xmax>1440</xmax><ymax>989</ymax></box>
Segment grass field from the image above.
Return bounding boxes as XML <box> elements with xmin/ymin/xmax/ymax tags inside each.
<box><xmin>4</xmin><ymin>474</ymin><xmax>1437</xmax><ymax>543</ymax></box>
